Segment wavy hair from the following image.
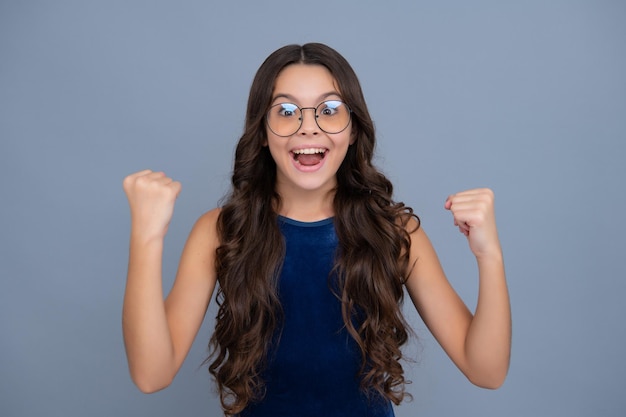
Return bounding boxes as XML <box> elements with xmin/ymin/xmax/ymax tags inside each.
<box><xmin>207</xmin><ymin>43</ymin><xmax>419</xmax><ymax>415</ymax></box>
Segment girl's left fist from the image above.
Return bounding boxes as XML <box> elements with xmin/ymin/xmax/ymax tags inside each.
<box><xmin>444</xmin><ymin>188</ymin><xmax>501</xmax><ymax>259</ymax></box>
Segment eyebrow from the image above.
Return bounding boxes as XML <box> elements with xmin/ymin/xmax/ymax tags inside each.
<box><xmin>271</xmin><ymin>91</ymin><xmax>342</xmax><ymax>104</ymax></box>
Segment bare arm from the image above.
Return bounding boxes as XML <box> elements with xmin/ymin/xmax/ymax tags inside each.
<box><xmin>122</xmin><ymin>170</ymin><xmax>218</xmax><ymax>393</ymax></box>
<box><xmin>405</xmin><ymin>188</ymin><xmax>511</xmax><ymax>388</ymax></box>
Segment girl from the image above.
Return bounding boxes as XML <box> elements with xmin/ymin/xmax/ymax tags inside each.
<box><xmin>122</xmin><ymin>43</ymin><xmax>511</xmax><ymax>417</ymax></box>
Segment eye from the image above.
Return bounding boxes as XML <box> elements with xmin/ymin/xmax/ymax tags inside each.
<box><xmin>319</xmin><ymin>100</ymin><xmax>343</xmax><ymax>116</ymax></box>
<box><xmin>277</xmin><ymin>103</ymin><xmax>299</xmax><ymax>117</ymax></box>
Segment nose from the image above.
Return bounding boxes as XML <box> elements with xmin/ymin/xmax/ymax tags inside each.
<box><xmin>297</xmin><ymin>107</ymin><xmax>319</xmax><ymax>135</ymax></box>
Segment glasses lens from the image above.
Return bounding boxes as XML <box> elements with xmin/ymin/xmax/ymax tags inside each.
<box><xmin>267</xmin><ymin>103</ymin><xmax>301</xmax><ymax>137</ymax></box>
<box><xmin>316</xmin><ymin>100</ymin><xmax>350</xmax><ymax>134</ymax></box>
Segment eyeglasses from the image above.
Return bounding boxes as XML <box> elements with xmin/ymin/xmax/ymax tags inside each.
<box><xmin>266</xmin><ymin>100</ymin><xmax>352</xmax><ymax>137</ymax></box>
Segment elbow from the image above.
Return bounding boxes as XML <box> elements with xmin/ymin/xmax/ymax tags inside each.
<box><xmin>467</xmin><ymin>368</ymin><xmax>508</xmax><ymax>390</ymax></box>
<box><xmin>463</xmin><ymin>348</ymin><xmax>510</xmax><ymax>389</ymax></box>
<box><xmin>471</xmin><ymin>377</ymin><xmax>506</xmax><ymax>390</ymax></box>
<box><xmin>134</xmin><ymin>378</ymin><xmax>172</xmax><ymax>394</ymax></box>
<box><xmin>130</xmin><ymin>370</ymin><xmax>174</xmax><ymax>394</ymax></box>
<box><xmin>124</xmin><ymin>350</ymin><xmax>177</xmax><ymax>393</ymax></box>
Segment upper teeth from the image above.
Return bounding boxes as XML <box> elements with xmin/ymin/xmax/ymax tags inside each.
<box><xmin>293</xmin><ymin>148</ymin><xmax>326</xmax><ymax>155</ymax></box>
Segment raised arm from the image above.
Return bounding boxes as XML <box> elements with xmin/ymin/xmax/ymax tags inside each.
<box><xmin>405</xmin><ymin>188</ymin><xmax>511</xmax><ymax>388</ymax></box>
<box><xmin>122</xmin><ymin>170</ymin><xmax>219</xmax><ymax>393</ymax></box>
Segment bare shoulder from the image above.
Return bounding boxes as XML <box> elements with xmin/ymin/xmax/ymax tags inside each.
<box><xmin>169</xmin><ymin>207</ymin><xmax>221</xmax><ymax>294</ymax></box>
<box><xmin>403</xmin><ymin>215</ymin><xmax>435</xmax><ymax>265</ymax></box>
<box><xmin>400</xmin><ymin>214</ymin><xmax>446</xmax><ymax>290</ymax></box>
<box><xmin>193</xmin><ymin>207</ymin><xmax>221</xmax><ymax>234</ymax></box>
<box><xmin>185</xmin><ymin>208</ymin><xmax>222</xmax><ymax>252</ymax></box>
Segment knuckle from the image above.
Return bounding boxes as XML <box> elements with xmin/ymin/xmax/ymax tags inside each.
<box><xmin>136</xmin><ymin>176</ymin><xmax>149</xmax><ymax>186</ymax></box>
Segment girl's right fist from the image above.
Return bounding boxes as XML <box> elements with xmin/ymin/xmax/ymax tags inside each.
<box><xmin>122</xmin><ymin>170</ymin><xmax>182</xmax><ymax>240</ymax></box>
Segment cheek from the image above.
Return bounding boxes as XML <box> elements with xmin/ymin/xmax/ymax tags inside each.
<box><xmin>266</xmin><ymin>138</ymin><xmax>285</xmax><ymax>162</ymax></box>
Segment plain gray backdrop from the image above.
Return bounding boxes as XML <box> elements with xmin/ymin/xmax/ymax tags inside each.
<box><xmin>1</xmin><ymin>1</ymin><xmax>625</xmax><ymax>416</ymax></box>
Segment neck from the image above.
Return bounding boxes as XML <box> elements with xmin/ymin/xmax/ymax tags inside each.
<box><xmin>275</xmin><ymin>183</ymin><xmax>336</xmax><ymax>222</ymax></box>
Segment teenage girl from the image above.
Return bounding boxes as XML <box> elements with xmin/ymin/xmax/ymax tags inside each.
<box><xmin>122</xmin><ymin>43</ymin><xmax>511</xmax><ymax>417</ymax></box>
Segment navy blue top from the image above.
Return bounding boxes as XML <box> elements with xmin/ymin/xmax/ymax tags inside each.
<box><xmin>239</xmin><ymin>216</ymin><xmax>394</xmax><ymax>417</ymax></box>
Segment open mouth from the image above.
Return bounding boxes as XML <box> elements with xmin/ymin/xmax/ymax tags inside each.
<box><xmin>291</xmin><ymin>148</ymin><xmax>328</xmax><ymax>166</ymax></box>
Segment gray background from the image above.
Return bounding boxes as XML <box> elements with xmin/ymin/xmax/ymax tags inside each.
<box><xmin>1</xmin><ymin>1</ymin><xmax>625</xmax><ymax>416</ymax></box>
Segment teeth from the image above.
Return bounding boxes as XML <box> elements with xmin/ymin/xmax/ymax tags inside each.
<box><xmin>292</xmin><ymin>148</ymin><xmax>326</xmax><ymax>155</ymax></box>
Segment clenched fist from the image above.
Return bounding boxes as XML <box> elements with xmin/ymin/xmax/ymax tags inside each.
<box><xmin>444</xmin><ymin>188</ymin><xmax>501</xmax><ymax>260</ymax></box>
<box><xmin>123</xmin><ymin>170</ymin><xmax>182</xmax><ymax>241</ymax></box>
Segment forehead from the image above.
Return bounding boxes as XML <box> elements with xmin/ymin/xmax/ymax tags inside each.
<box><xmin>272</xmin><ymin>64</ymin><xmax>340</xmax><ymax>103</ymax></box>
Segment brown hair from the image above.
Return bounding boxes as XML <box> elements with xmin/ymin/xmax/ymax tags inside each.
<box><xmin>207</xmin><ymin>43</ymin><xmax>419</xmax><ymax>415</ymax></box>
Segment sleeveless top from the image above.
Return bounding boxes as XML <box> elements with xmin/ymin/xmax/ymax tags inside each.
<box><xmin>239</xmin><ymin>216</ymin><xmax>394</xmax><ymax>417</ymax></box>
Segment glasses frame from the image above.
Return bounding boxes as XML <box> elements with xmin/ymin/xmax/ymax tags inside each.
<box><xmin>266</xmin><ymin>100</ymin><xmax>352</xmax><ymax>137</ymax></box>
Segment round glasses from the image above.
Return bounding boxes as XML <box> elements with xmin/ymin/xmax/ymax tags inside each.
<box><xmin>266</xmin><ymin>100</ymin><xmax>352</xmax><ymax>137</ymax></box>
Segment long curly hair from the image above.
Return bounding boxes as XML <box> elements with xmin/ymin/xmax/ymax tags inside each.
<box><xmin>207</xmin><ymin>43</ymin><xmax>419</xmax><ymax>415</ymax></box>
